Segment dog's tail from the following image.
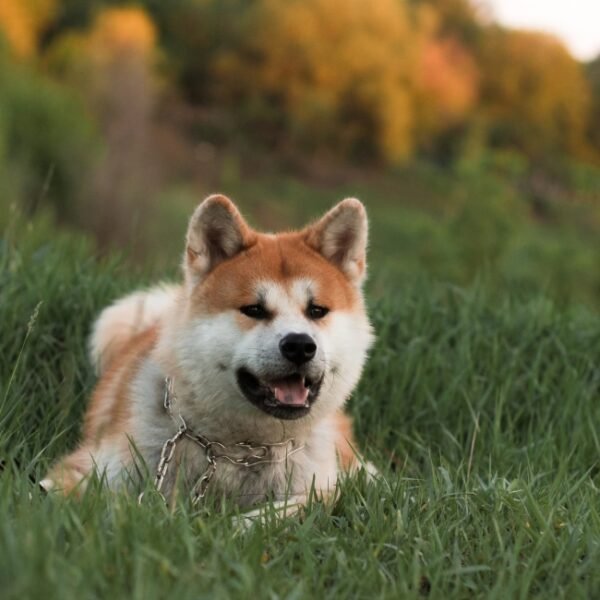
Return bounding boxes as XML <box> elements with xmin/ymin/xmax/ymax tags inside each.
<box><xmin>89</xmin><ymin>284</ymin><xmax>179</xmax><ymax>374</ymax></box>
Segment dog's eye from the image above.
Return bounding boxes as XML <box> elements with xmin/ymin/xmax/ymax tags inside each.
<box><xmin>307</xmin><ymin>303</ymin><xmax>329</xmax><ymax>320</ymax></box>
<box><xmin>240</xmin><ymin>304</ymin><xmax>270</xmax><ymax>320</ymax></box>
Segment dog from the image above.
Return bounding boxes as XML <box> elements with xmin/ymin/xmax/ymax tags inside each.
<box><xmin>42</xmin><ymin>195</ymin><xmax>374</xmax><ymax>514</ymax></box>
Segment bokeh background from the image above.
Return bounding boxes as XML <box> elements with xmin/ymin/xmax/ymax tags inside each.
<box><xmin>1</xmin><ymin>0</ymin><xmax>599</xmax><ymax>307</ymax></box>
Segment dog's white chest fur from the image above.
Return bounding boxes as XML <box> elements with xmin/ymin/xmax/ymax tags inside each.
<box><xmin>127</xmin><ymin>361</ymin><xmax>338</xmax><ymax>507</ymax></box>
<box><xmin>42</xmin><ymin>195</ymin><xmax>374</xmax><ymax>506</ymax></box>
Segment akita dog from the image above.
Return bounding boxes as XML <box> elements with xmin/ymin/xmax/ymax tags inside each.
<box><xmin>42</xmin><ymin>195</ymin><xmax>374</xmax><ymax>512</ymax></box>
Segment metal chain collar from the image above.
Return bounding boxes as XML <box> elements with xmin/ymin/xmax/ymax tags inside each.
<box><xmin>138</xmin><ymin>377</ymin><xmax>304</xmax><ymax>505</ymax></box>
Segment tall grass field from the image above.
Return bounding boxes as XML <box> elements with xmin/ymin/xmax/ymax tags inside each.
<box><xmin>0</xmin><ymin>210</ymin><xmax>599</xmax><ymax>599</ymax></box>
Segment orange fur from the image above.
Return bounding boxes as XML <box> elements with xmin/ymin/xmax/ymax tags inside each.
<box><xmin>44</xmin><ymin>447</ymin><xmax>94</xmax><ymax>495</ymax></box>
<box><xmin>42</xmin><ymin>195</ymin><xmax>375</xmax><ymax>506</ymax></box>
<box><xmin>43</xmin><ymin>327</ymin><xmax>159</xmax><ymax>494</ymax></box>
<box><xmin>334</xmin><ymin>411</ymin><xmax>361</xmax><ymax>472</ymax></box>
<box><xmin>193</xmin><ymin>233</ymin><xmax>359</xmax><ymax>316</ymax></box>
<box><xmin>84</xmin><ymin>326</ymin><xmax>158</xmax><ymax>441</ymax></box>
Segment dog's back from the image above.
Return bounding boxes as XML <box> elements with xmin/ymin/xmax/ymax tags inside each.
<box><xmin>89</xmin><ymin>285</ymin><xmax>179</xmax><ymax>374</ymax></box>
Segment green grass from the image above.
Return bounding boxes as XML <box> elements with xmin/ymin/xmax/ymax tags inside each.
<box><xmin>148</xmin><ymin>159</ymin><xmax>600</xmax><ymax>309</ymax></box>
<box><xmin>1</xmin><ymin>219</ymin><xmax>599</xmax><ymax>599</ymax></box>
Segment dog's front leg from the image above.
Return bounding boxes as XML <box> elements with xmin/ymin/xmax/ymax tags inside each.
<box><xmin>40</xmin><ymin>445</ymin><xmax>97</xmax><ymax>495</ymax></box>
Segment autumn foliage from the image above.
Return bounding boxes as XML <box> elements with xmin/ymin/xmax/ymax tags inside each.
<box><xmin>417</xmin><ymin>36</ymin><xmax>479</xmax><ymax>133</ymax></box>
<box><xmin>0</xmin><ymin>0</ymin><xmax>598</xmax><ymax>165</ymax></box>
<box><xmin>0</xmin><ymin>0</ymin><xmax>56</xmax><ymax>57</ymax></box>
<box><xmin>480</xmin><ymin>30</ymin><xmax>591</xmax><ymax>157</ymax></box>
<box><xmin>214</xmin><ymin>0</ymin><xmax>423</xmax><ymax>161</ymax></box>
<box><xmin>88</xmin><ymin>7</ymin><xmax>156</xmax><ymax>59</ymax></box>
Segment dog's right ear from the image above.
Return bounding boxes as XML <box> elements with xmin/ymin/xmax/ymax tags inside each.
<box><xmin>304</xmin><ymin>198</ymin><xmax>368</xmax><ymax>286</ymax></box>
<box><xmin>184</xmin><ymin>195</ymin><xmax>254</xmax><ymax>286</ymax></box>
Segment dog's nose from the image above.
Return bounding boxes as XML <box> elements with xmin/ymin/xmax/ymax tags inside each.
<box><xmin>279</xmin><ymin>333</ymin><xmax>317</xmax><ymax>365</ymax></box>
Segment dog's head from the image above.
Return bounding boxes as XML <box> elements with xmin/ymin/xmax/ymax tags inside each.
<box><xmin>174</xmin><ymin>195</ymin><xmax>373</xmax><ymax>425</ymax></box>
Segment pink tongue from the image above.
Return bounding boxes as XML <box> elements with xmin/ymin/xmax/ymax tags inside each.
<box><xmin>272</xmin><ymin>379</ymin><xmax>309</xmax><ymax>406</ymax></box>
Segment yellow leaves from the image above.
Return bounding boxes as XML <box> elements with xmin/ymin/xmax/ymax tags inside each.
<box><xmin>0</xmin><ymin>1</ymin><xmax>34</xmax><ymax>57</ymax></box>
<box><xmin>45</xmin><ymin>5</ymin><xmax>157</xmax><ymax>74</ymax></box>
<box><xmin>45</xmin><ymin>6</ymin><xmax>158</xmax><ymax>90</ymax></box>
<box><xmin>378</xmin><ymin>84</ymin><xmax>414</xmax><ymax>163</ymax></box>
<box><xmin>6</xmin><ymin>0</ymin><xmax>592</xmax><ymax>164</ymax></box>
<box><xmin>0</xmin><ymin>0</ymin><xmax>56</xmax><ymax>58</ymax></box>
<box><xmin>216</xmin><ymin>0</ymin><xmax>422</xmax><ymax>162</ymax></box>
<box><xmin>88</xmin><ymin>7</ymin><xmax>157</xmax><ymax>61</ymax></box>
<box><xmin>482</xmin><ymin>30</ymin><xmax>591</xmax><ymax>156</ymax></box>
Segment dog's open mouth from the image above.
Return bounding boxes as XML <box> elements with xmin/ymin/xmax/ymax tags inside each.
<box><xmin>236</xmin><ymin>368</ymin><xmax>322</xmax><ymax>420</ymax></box>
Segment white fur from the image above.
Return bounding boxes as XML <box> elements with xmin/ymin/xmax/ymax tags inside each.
<box><xmin>47</xmin><ymin>197</ymin><xmax>375</xmax><ymax>513</ymax></box>
<box><xmin>78</xmin><ymin>273</ymin><xmax>373</xmax><ymax>508</ymax></box>
<box><xmin>306</xmin><ymin>198</ymin><xmax>368</xmax><ymax>285</ymax></box>
<box><xmin>89</xmin><ymin>285</ymin><xmax>178</xmax><ymax>373</ymax></box>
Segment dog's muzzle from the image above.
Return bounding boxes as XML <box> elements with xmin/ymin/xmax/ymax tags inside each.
<box><xmin>236</xmin><ymin>368</ymin><xmax>323</xmax><ymax>420</ymax></box>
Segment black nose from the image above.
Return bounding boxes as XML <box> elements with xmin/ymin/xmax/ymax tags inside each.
<box><xmin>279</xmin><ymin>333</ymin><xmax>317</xmax><ymax>365</ymax></box>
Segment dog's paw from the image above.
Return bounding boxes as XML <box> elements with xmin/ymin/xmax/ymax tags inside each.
<box><xmin>39</xmin><ymin>478</ymin><xmax>55</xmax><ymax>493</ymax></box>
<box><xmin>231</xmin><ymin>499</ymin><xmax>305</xmax><ymax>533</ymax></box>
<box><xmin>363</xmin><ymin>461</ymin><xmax>379</xmax><ymax>479</ymax></box>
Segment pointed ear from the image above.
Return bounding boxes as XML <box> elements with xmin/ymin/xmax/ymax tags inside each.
<box><xmin>304</xmin><ymin>198</ymin><xmax>368</xmax><ymax>285</ymax></box>
<box><xmin>184</xmin><ymin>195</ymin><xmax>254</xmax><ymax>285</ymax></box>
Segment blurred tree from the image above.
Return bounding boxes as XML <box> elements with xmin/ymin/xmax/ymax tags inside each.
<box><xmin>87</xmin><ymin>5</ymin><xmax>156</xmax><ymax>57</ymax></box>
<box><xmin>586</xmin><ymin>55</ymin><xmax>600</xmax><ymax>157</ymax></box>
<box><xmin>45</xmin><ymin>6</ymin><xmax>161</xmax><ymax>248</ymax></box>
<box><xmin>480</xmin><ymin>29</ymin><xmax>591</xmax><ymax>159</ymax></box>
<box><xmin>134</xmin><ymin>0</ymin><xmax>253</xmax><ymax>104</ymax></box>
<box><xmin>419</xmin><ymin>37</ymin><xmax>478</xmax><ymax>123</ymax></box>
<box><xmin>42</xmin><ymin>0</ymin><xmax>117</xmax><ymax>38</ymax></box>
<box><xmin>0</xmin><ymin>47</ymin><xmax>98</xmax><ymax>218</ymax></box>
<box><xmin>414</xmin><ymin>8</ymin><xmax>479</xmax><ymax>155</ymax></box>
<box><xmin>214</xmin><ymin>0</ymin><xmax>424</xmax><ymax>163</ymax></box>
<box><xmin>46</xmin><ymin>6</ymin><xmax>158</xmax><ymax>129</ymax></box>
<box><xmin>4</xmin><ymin>0</ymin><xmax>599</xmax><ymax>177</ymax></box>
<box><xmin>0</xmin><ymin>0</ymin><xmax>56</xmax><ymax>57</ymax></box>
<box><xmin>410</xmin><ymin>0</ymin><xmax>486</xmax><ymax>47</ymax></box>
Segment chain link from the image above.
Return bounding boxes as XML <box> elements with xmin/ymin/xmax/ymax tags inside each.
<box><xmin>190</xmin><ymin>444</ymin><xmax>217</xmax><ymax>505</ymax></box>
<box><xmin>138</xmin><ymin>377</ymin><xmax>303</xmax><ymax>506</ymax></box>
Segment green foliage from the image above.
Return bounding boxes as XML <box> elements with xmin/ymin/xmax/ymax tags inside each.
<box><xmin>0</xmin><ymin>50</ymin><xmax>99</xmax><ymax>220</ymax></box>
<box><xmin>480</xmin><ymin>29</ymin><xmax>592</xmax><ymax>159</ymax></box>
<box><xmin>0</xmin><ymin>216</ymin><xmax>131</xmax><ymax>457</ymax></box>
<box><xmin>0</xmin><ymin>224</ymin><xmax>598</xmax><ymax>597</ymax></box>
<box><xmin>135</xmin><ymin>0</ymin><xmax>255</xmax><ymax>103</ymax></box>
<box><xmin>586</xmin><ymin>56</ymin><xmax>600</xmax><ymax>156</ymax></box>
<box><xmin>148</xmin><ymin>159</ymin><xmax>597</xmax><ymax>309</ymax></box>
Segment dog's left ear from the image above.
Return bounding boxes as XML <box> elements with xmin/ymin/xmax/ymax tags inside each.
<box><xmin>305</xmin><ymin>198</ymin><xmax>368</xmax><ymax>285</ymax></box>
<box><xmin>185</xmin><ymin>194</ymin><xmax>254</xmax><ymax>286</ymax></box>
